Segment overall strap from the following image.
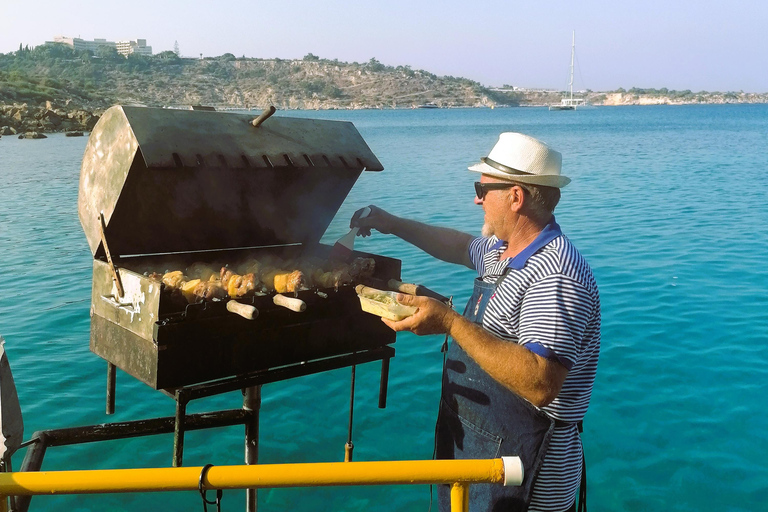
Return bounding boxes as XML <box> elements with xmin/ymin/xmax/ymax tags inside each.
<box><xmin>493</xmin><ymin>266</ymin><xmax>513</xmax><ymax>286</ymax></box>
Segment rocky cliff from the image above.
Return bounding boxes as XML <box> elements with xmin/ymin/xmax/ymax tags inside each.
<box><xmin>0</xmin><ymin>101</ymin><xmax>99</xmax><ymax>136</ymax></box>
<box><xmin>2</xmin><ymin>46</ymin><xmax>766</xmax><ymax>136</ymax></box>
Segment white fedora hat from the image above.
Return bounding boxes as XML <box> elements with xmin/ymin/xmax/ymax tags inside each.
<box><xmin>468</xmin><ymin>132</ymin><xmax>570</xmax><ymax>188</ymax></box>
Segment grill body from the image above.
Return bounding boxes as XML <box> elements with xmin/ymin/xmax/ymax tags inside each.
<box><xmin>80</xmin><ymin>106</ymin><xmax>397</xmax><ymax>390</ymax></box>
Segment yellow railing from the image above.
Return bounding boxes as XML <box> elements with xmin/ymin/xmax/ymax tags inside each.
<box><xmin>0</xmin><ymin>457</ymin><xmax>523</xmax><ymax>512</ymax></box>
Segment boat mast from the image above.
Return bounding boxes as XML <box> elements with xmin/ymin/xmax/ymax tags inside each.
<box><xmin>569</xmin><ymin>31</ymin><xmax>575</xmax><ymax>102</ymax></box>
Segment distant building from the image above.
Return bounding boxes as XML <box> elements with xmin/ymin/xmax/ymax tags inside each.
<box><xmin>115</xmin><ymin>39</ymin><xmax>153</xmax><ymax>57</ymax></box>
<box><xmin>50</xmin><ymin>36</ymin><xmax>116</xmax><ymax>53</ymax></box>
<box><xmin>48</xmin><ymin>36</ymin><xmax>152</xmax><ymax>56</ymax></box>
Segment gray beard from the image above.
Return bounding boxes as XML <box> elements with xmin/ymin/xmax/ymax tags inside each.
<box><xmin>481</xmin><ymin>223</ymin><xmax>493</xmax><ymax>237</ymax></box>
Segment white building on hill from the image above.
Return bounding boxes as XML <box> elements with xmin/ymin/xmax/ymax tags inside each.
<box><xmin>51</xmin><ymin>36</ymin><xmax>115</xmax><ymax>53</ymax></box>
<box><xmin>49</xmin><ymin>36</ymin><xmax>152</xmax><ymax>56</ymax></box>
<box><xmin>115</xmin><ymin>39</ymin><xmax>153</xmax><ymax>56</ymax></box>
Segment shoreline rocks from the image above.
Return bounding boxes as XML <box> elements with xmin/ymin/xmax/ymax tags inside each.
<box><xmin>18</xmin><ymin>131</ymin><xmax>47</xmax><ymax>139</ymax></box>
<box><xmin>1</xmin><ymin>102</ymin><xmax>100</xmax><ymax>136</ymax></box>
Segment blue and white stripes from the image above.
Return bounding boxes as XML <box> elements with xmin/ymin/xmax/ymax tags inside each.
<box><xmin>468</xmin><ymin>233</ymin><xmax>601</xmax><ymax>512</ymax></box>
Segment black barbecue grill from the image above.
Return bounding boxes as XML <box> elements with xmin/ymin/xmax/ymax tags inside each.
<box><xmin>79</xmin><ymin>105</ymin><xmax>401</xmax><ymax>391</ymax></box>
<box><xmin>69</xmin><ymin>105</ymin><xmax>404</xmax><ymax>477</ymax></box>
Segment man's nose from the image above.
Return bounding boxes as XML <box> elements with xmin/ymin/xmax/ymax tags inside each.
<box><xmin>474</xmin><ymin>195</ymin><xmax>483</xmax><ymax>205</ymax></box>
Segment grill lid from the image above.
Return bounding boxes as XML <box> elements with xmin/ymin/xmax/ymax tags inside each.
<box><xmin>78</xmin><ymin>106</ymin><xmax>383</xmax><ymax>258</ymax></box>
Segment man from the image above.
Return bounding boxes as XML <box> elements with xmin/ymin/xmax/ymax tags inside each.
<box><xmin>351</xmin><ymin>133</ymin><xmax>600</xmax><ymax>512</ymax></box>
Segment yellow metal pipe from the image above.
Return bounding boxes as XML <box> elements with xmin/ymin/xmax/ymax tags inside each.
<box><xmin>450</xmin><ymin>482</ymin><xmax>469</xmax><ymax>512</ymax></box>
<box><xmin>0</xmin><ymin>459</ymin><xmax>512</xmax><ymax>496</ymax></box>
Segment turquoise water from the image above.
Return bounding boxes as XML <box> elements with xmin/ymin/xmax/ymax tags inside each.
<box><xmin>1</xmin><ymin>105</ymin><xmax>767</xmax><ymax>511</ymax></box>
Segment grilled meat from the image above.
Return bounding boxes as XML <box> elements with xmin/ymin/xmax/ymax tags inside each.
<box><xmin>159</xmin><ymin>256</ymin><xmax>376</xmax><ymax>303</ymax></box>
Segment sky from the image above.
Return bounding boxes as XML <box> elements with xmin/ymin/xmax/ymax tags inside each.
<box><xmin>1</xmin><ymin>0</ymin><xmax>766</xmax><ymax>92</ymax></box>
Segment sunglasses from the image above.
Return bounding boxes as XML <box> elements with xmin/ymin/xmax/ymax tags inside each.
<box><xmin>474</xmin><ymin>181</ymin><xmax>516</xmax><ymax>200</ymax></box>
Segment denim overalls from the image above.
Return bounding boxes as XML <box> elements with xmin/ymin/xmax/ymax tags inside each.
<box><xmin>436</xmin><ymin>270</ymin><xmax>555</xmax><ymax>512</ymax></box>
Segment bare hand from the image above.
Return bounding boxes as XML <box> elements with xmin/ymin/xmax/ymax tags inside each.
<box><xmin>350</xmin><ymin>205</ymin><xmax>396</xmax><ymax>237</ymax></box>
<box><xmin>381</xmin><ymin>294</ymin><xmax>458</xmax><ymax>336</ymax></box>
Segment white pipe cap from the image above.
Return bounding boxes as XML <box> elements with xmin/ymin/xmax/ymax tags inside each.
<box><xmin>502</xmin><ymin>456</ymin><xmax>524</xmax><ymax>486</ymax></box>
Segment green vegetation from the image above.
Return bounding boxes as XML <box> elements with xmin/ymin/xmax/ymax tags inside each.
<box><xmin>1</xmin><ymin>44</ymin><xmax>765</xmax><ymax>112</ymax></box>
<box><xmin>0</xmin><ymin>44</ymin><xmax>516</xmax><ymax>110</ymax></box>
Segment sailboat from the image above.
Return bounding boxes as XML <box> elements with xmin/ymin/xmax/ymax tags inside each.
<box><xmin>549</xmin><ymin>31</ymin><xmax>586</xmax><ymax>111</ymax></box>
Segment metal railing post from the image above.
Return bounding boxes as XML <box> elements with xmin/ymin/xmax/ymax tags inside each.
<box><xmin>0</xmin><ymin>458</ymin><xmax>523</xmax><ymax>508</ymax></box>
<box><xmin>450</xmin><ymin>482</ymin><xmax>469</xmax><ymax>512</ymax></box>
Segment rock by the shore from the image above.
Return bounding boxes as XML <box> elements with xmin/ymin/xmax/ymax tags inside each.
<box><xmin>18</xmin><ymin>131</ymin><xmax>47</xmax><ymax>139</ymax></box>
<box><xmin>0</xmin><ymin>103</ymin><xmax>100</xmax><ymax>135</ymax></box>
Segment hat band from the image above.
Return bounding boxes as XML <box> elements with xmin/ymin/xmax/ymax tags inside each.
<box><xmin>481</xmin><ymin>157</ymin><xmax>533</xmax><ymax>176</ymax></box>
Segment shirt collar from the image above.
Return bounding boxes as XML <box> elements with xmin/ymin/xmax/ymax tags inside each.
<box><xmin>490</xmin><ymin>216</ymin><xmax>562</xmax><ymax>270</ymax></box>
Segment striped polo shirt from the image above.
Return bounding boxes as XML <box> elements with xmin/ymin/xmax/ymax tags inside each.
<box><xmin>467</xmin><ymin>217</ymin><xmax>601</xmax><ymax>512</ymax></box>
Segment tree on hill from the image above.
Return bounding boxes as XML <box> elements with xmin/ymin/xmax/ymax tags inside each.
<box><xmin>96</xmin><ymin>46</ymin><xmax>121</xmax><ymax>61</ymax></box>
<box><xmin>156</xmin><ymin>50</ymin><xmax>180</xmax><ymax>61</ymax></box>
<box><xmin>367</xmin><ymin>58</ymin><xmax>385</xmax><ymax>72</ymax></box>
<box><xmin>124</xmin><ymin>53</ymin><xmax>151</xmax><ymax>72</ymax></box>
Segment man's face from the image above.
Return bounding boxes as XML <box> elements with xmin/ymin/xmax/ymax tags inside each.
<box><xmin>475</xmin><ymin>175</ymin><xmax>513</xmax><ymax>238</ymax></box>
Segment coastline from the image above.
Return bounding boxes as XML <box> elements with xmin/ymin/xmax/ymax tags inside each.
<box><xmin>2</xmin><ymin>94</ymin><xmax>767</xmax><ymax>137</ymax></box>
<box><xmin>3</xmin><ymin>50</ymin><xmax>767</xmax><ymax>135</ymax></box>
<box><xmin>1</xmin><ymin>102</ymin><xmax>99</xmax><ymax>137</ymax></box>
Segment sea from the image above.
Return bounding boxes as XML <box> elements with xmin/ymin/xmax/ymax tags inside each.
<box><xmin>1</xmin><ymin>104</ymin><xmax>767</xmax><ymax>512</ymax></box>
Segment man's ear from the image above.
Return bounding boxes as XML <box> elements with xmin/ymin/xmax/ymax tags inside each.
<box><xmin>508</xmin><ymin>185</ymin><xmax>526</xmax><ymax>212</ymax></box>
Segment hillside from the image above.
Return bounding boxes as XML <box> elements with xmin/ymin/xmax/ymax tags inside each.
<box><xmin>0</xmin><ymin>45</ymin><xmax>518</xmax><ymax>112</ymax></box>
<box><xmin>2</xmin><ymin>44</ymin><xmax>767</xmax><ymax>136</ymax></box>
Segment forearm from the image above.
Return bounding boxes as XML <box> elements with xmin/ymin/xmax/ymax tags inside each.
<box><xmin>389</xmin><ymin>215</ymin><xmax>474</xmax><ymax>268</ymax></box>
<box><xmin>383</xmin><ymin>293</ymin><xmax>567</xmax><ymax>406</ymax></box>
<box><xmin>445</xmin><ymin>311</ymin><xmax>567</xmax><ymax>407</ymax></box>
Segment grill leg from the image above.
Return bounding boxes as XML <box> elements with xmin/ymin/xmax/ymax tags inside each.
<box><xmin>243</xmin><ymin>385</ymin><xmax>261</xmax><ymax>512</ymax></box>
<box><xmin>345</xmin><ymin>365</ymin><xmax>356</xmax><ymax>462</ymax></box>
<box><xmin>106</xmin><ymin>362</ymin><xmax>116</xmax><ymax>415</ymax></box>
<box><xmin>378</xmin><ymin>357</ymin><xmax>391</xmax><ymax>409</ymax></box>
<box><xmin>173</xmin><ymin>390</ymin><xmax>188</xmax><ymax>467</ymax></box>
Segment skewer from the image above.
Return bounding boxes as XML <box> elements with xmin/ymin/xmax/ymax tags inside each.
<box><xmin>98</xmin><ymin>212</ymin><xmax>124</xmax><ymax>298</ymax></box>
<box><xmin>273</xmin><ymin>294</ymin><xmax>306</xmax><ymax>312</ymax></box>
<box><xmin>226</xmin><ymin>300</ymin><xmax>258</xmax><ymax>320</ymax></box>
<box><xmin>387</xmin><ymin>279</ymin><xmax>449</xmax><ymax>303</ymax></box>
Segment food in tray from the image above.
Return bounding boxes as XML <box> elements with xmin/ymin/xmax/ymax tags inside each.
<box><xmin>153</xmin><ymin>256</ymin><xmax>376</xmax><ymax>304</ymax></box>
<box><xmin>355</xmin><ymin>285</ymin><xmax>417</xmax><ymax>321</ymax></box>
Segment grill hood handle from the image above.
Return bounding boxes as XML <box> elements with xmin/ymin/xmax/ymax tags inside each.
<box><xmin>251</xmin><ymin>106</ymin><xmax>276</xmax><ymax>128</ymax></box>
